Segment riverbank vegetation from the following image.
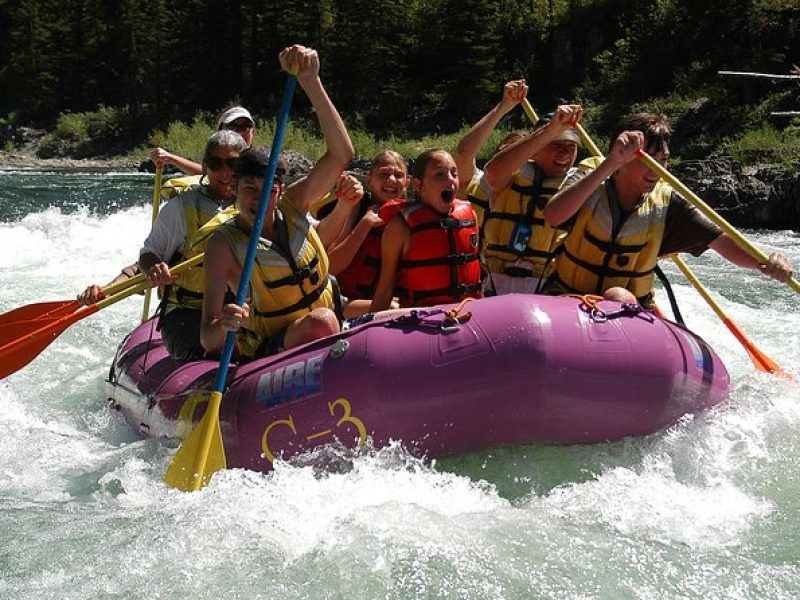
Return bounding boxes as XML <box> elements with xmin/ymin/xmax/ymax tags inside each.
<box><xmin>2</xmin><ymin>0</ymin><xmax>799</xmax><ymax>169</ymax></box>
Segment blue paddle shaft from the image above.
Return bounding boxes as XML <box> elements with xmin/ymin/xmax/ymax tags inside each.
<box><xmin>212</xmin><ymin>75</ymin><xmax>298</xmax><ymax>392</ymax></box>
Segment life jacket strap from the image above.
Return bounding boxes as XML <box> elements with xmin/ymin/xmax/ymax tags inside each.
<box><xmin>401</xmin><ymin>252</ymin><xmax>480</xmax><ymax>269</ymax></box>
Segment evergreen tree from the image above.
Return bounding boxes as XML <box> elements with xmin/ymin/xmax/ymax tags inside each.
<box><xmin>4</xmin><ymin>0</ymin><xmax>61</xmax><ymax>120</ymax></box>
<box><xmin>408</xmin><ymin>0</ymin><xmax>501</xmax><ymax>131</ymax></box>
<box><xmin>326</xmin><ymin>0</ymin><xmax>416</xmax><ymax>136</ymax></box>
<box><xmin>1</xmin><ymin>0</ymin><xmax>799</xmax><ymax>148</ymax></box>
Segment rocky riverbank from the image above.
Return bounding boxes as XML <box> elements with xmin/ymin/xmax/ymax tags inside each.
<box><xmin>670</xmin><ymin>158</ymin><xmax>800</xmax><ymax>229</ymax></box>
<box><xmin>0</xmin><ymin>153</ymin><xmax>136</xmax><ymax>170</ymax></box>
<box><xmin>0</xmin><ymin>126</ymin><xmax>135</xmax><ymax>170</ymax></box>
<box><xmin>2</xmin><ymin>146</ymin><xmax>797</xmax><ymax>230</ymax></box>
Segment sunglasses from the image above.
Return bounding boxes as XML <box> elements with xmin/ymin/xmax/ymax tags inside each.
<box><xmin>225</xmin><ymin>121</ymin><xmax>254</xmax><ymax>133</ymax></box>
<box><xmin>206</xmin><ymin>156</ymin><xmax>237</xmax><ymax>171</ymax></box>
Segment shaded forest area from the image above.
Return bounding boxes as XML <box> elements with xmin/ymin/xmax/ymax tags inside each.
<box><xmin>2</xmin><ymin>0</ymin><xmax>800</xmax><ymax>162</ymax></box>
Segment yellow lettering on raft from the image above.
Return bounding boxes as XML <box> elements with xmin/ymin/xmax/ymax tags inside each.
<box><xmin>260</xmin><ymin>397</ymin><xmax>368</xmax><ymax>464</ymax></box>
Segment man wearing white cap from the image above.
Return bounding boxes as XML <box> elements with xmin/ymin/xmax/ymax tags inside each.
<box><xmin>475</xmin><ymin>103</ymin><xmax>585</xmax><ymax>295</ymax></box>
<box><xmin>151</xmin><ymin>105</ymin><xmax>256</xmax><ymax>175</ymax></box>
<box><xmin>216</xmin><ymin>106</ymin><xmax>256</xmax><ymax>145</ymax></box>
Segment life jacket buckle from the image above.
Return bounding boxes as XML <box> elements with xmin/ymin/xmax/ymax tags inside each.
<box><xmin>294</xmin><ymin>264</ymin><xmax>318</xmax><ymax>285</ymax></box>
<box><xmin>447</xmin><ymin>253</ymin><xmax>475</xmax><ymax>265</ymax></box>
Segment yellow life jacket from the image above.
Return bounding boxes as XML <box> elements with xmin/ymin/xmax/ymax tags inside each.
<box><xmin>164</xmin><ymin>204</ymin><xmax>238</xmax><ymax>310</ymax></box>
<box><xmin>217</xmin><ymin>199</ymin><xmax>336</xmax><ymax>359</ymax></box>
<box><xmin>480</xmin><ymin>162</ymin><xmax>571</xmax><ymax>279</ymax></box>
<box><xmin>552</xmin><ymin>178</ymin><xmax>673</xmax><ymax>305</ymax></box>
<box><xmin>160</xmin><ymin>174</ymin><xmax>203</xmax><ymax>201</ymax></box>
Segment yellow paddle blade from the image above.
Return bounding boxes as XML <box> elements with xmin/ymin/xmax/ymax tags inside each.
<box><xmin>164</xmin><ymin>390</ymin><xmax>227</xmax><ymax>491</ymax></box>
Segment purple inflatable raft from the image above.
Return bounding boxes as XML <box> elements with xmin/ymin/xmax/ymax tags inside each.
<box><xmin>106</xmin><ymin>294</ymin><xmax>730</xmax><ymax>472</ymax></box>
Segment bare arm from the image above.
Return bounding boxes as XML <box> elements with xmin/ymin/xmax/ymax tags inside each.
<box><xmin>709</xmin><ymin>234</ymin><xmax>794</xmax><ymax>282</ymax></box>
<box><xmin>280</xmin><ymin>45</ymin><xmax>355</xmax><ymax>213</ymax></box>
<box><xmin>484</xmin><ymin>104</ymin><xmax>583</xmax><ymax>194</ymax></box>
<box><xmin>76</xmin><ymin>263</ymin><xmax>139</xmax><ymax>305</ymax></box>
<box><xmin>200</xmin><ymin>233</ymin><xmax>246</xmax><ymax>353</ymax></box>
<box><xmin>151</xmin><ymin>147</ymin><xmax>202</xmax><ymax>175</ymax></box>
<box><xmin>370</xmin><ymin>217</ymin><xmax>409</xmax><ymax>312</ymax></box>
<box><xmin>315</xmin><ymin>174</ymin><xmax>363</xmax><ymax>249</ymax></box>
<box><xmin>454</xmin><ymin>79</ymin><xmax>527</xmax><ymax>195</ymax></box>
<box><xmin>544</xmin><ymin>130</ymin><xmax>640</xmax><ymax>226</ymax></box>
<box><xmin>327</xmin><ymin>209</ymin><xmax>383</xmax><ymax>275</ymax></box>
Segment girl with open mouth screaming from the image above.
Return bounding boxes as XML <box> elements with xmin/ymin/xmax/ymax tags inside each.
<box><xmin>370</xmin><ymin>149</ymin><xmax>483</xmax><ymax>311</ymax></box>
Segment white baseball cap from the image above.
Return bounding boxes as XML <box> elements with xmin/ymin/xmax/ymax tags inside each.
<box><xmin>553</xmin><ymin>128</ymin><xmax>581</xmax><ymax>145</ymax></box>
<box><xmin>217</xmin><ymin>106</ymin><xmax>254</xmax><ymax>129</ymax></box>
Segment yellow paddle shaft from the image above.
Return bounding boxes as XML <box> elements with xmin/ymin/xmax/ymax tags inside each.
<box><xmin>671</xmin><ymin>255</ymin><xmax>727</xmax><ymax>320</ymax></box>
<box><xmin>94</xmin><ymin>254</ymin><xmax>204</xmax><ymax>311</ymax></box>
<box><xmin>92</xmin><ymin>251</ymin><xmax>205</xmax><ymax>301</ymax></box>
<box><xmin>141</xmin><ymin>167</ymin><xmax>164</xmax><ymax>322</ymax></box>
<box><xmin>673</xmin><ymin>254</ymin><xmax>785</xmax><ymax>375</ymax></box>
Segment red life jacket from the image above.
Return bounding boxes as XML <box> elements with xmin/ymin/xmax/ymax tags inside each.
<box><xmin>381</xmin><ymin>199</ymin><xmax>482</xmax><ymax>307</ymax></box>
<box><xmin>336</xmin><ymin>225</ymin><xmax>384</xmax><ymax>299</ymax></box>
<box><xmin>323</xmin><ymin>195</ymin><xmax>386</xmax><ymax>300</ymax></box>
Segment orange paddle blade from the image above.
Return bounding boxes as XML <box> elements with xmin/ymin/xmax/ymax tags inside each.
<box><xmin>0</xmin><ymin>255</ymin><xmax>198</xmax><ymax>380</ymax></box>
<box><xmin>0</xmin><ymin>316</ymin><xmax>67</xmax><ymax>347</ymax></box>
<box><xmin>722</xmin><ymin>317</ymin><xmax>791</xmax><ymax>379</ymax></box>
<box><xmin>0</xmin><ymin>305</ymin><xmax>98</xmax><ymax>379</ymax></box>
<box><xmin>0</xmin><ymin>300</ymin><xmax>80</xmax><ymax>327</ymax></box>
<box><xmin>670</xmin><ymin>256</ymin><xmax>789</xmax><ymax>378</ymax></box>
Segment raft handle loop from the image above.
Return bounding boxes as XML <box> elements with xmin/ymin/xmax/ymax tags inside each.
<box><xmin>441</xmin><ymin>297</ymin><xmax>474</xmax><ymax>332</ymax></box>
<box><xmin>602</xmin><ymin>302</ymin><xmax>650</xmax><ymax>321</ymax></box>
<box><xmin>567</xmin><ymin>294</ymin><xmax>607</xmax><ymax>322</ymax></box>
<box><xmin>567</xmin><ymin>294</ymin><xmax>649</xmax><ymax>323</ymax></box>
<box><xmin>591</xmin><ymin>309</ymin><xmax>607</xmax><ymax>323</ymax></box>
<box><xmin>329</xmin><ymin>339</ymin><xmax>350</xmax><ymax>359</ymax></box>
<box><xmin>388</xmin><ymin>309</ymin><xmax>428</xmax><ymax>328</ymax></box>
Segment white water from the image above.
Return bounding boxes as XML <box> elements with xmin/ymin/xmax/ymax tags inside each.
<box><xmin>1</xmin><ymin>172</ymin><xmax>799</xmax><ymax>599</ymax></box>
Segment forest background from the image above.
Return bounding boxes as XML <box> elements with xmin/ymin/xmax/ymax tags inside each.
<box><xmin>1</xmin><ymin>0</ymin><xmax>800</xmax><ymax>169</ymax></box>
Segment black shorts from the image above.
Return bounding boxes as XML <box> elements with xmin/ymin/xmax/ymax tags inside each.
<box><xmin>253</xmin><ymin>326</ymin><xmax>288</xmax><ymax>359</ymax></box>
<box><xmin>159</xmin><ymin>307</ymin><xmax>206</xmax><ymax>361</ymax></box>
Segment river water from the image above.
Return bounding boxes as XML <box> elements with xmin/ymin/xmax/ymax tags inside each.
<box><xmin>1</xmin><ymin>168</ymin><xmax>799</xmax><ymax>599</ymax></box>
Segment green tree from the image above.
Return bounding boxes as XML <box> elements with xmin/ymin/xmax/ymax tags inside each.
<box><xmin>3</xmin><ymin>0</ymin><xmax>61</xmax><ymax>119</ymax></box>
<box><xmin>325</xmin><ymin>0</ymin><xmax>416</xmax><ymax>135</ymax></box>
<box><xmin>407</xmin><ymin>0</ymin><xmax>501</xmax><ymax>131</ymax></box>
